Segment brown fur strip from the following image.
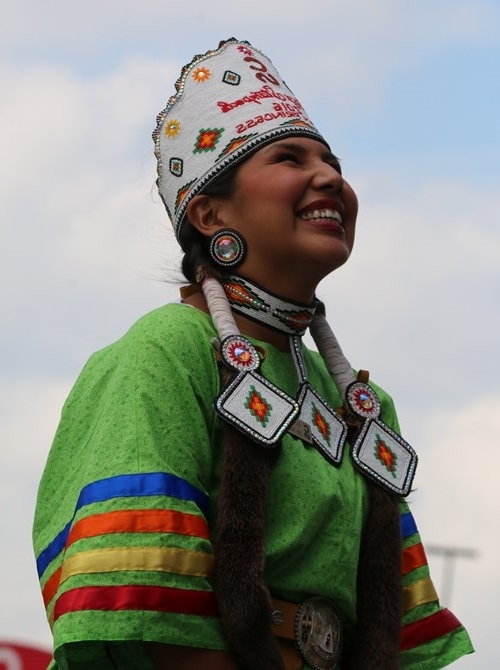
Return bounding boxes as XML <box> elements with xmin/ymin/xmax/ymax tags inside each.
<box><xmin>346</xmin><ymin>482</ymin><xmax>403</xmax><ymax>669</ymax></box>
<box><xmin>196</xmin><ymin>263</ymin><xmax>223</xmax><ymax>283</ymax></box>
<box><xmin>214</xmin><ymin>366</ymin><xmax>285</xmax><ymax>670</ymax></box>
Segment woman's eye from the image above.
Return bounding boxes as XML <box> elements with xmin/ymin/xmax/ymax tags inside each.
<box><xmin>328</xmin><ymin>161</ymin><xmax>342</xmax><ymax>175</ymax></box>
<box><xmin>277</xmin><ymin>153</ymin><xmax>300</xmax><ymax>163</ymax></box>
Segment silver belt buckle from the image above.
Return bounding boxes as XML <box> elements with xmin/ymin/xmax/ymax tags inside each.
<box><xmin>294</xmin><ymin>596</ymin><xmax>342</xmax><ymax>670</ymax></box>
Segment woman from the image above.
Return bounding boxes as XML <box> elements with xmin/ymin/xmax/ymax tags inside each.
<box><xmin>33</xmin><ymin>38</ymin><xmax>473</xmax><ymax>669</ymax></box>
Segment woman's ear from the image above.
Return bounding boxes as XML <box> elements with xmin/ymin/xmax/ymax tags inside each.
<box><xmin>186</xmin><ymin>195</ymin><xmax>223</xmax><ymax>238</ymax></box>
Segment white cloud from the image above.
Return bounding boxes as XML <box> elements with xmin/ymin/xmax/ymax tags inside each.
<box><xmin>418</xmin><ymin>395</ymin><xmax>499</xmax><ymax>538</ymax></box>
<box><xmin>0</xmin><ymin>57</ymin><xmax>182</xmax><ymax>373</ymax></box>
<box><xmin>0</xmin><ymin>378</ymin><xmax>72</xmax><ymax>646</ymax></box>
<box><xmin>407</xmin><ymin>395</ymin><xmax>500</xmax><ymax>669</ymax></box>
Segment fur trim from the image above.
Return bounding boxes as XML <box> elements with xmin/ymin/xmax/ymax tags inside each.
<box><xmin>196</xmin><ymin>263</ymin><xmax>223</xmax><ymax>284</ymax></box>
<box><xmin>214</xmin><ymin>366</ymin><xmax>284</xmax><ymax>670</ymax></box>
<box><xmin>347</xmin><ymin>482</ymin><xmax>402</xmax><ymax>669</ymax></box>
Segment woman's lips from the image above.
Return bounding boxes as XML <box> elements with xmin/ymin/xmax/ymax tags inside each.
<box><xmin>297</xmin><ymin>199</ymin><xmax>344</xmax><ymax>225</ymax></box>
<box><xmin>297</xmin><ymin>200</ymin><xmax>345</xmax><ymax>233</ymax></box>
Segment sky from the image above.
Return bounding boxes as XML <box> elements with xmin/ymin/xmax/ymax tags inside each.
<box><xmin>1</xmin><ymin>0</ymin><xmax>499</xmax><ymax>666</ymax></box>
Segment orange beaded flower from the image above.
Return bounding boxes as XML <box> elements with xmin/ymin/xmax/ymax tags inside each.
<box><xmin>192</xmin><ymin>67</ymin><xmax>211</xmax><ymax>83</ymax></box>
<box><xmin>164</xmin><ymin>119</ymin><xmax>181</xmax><ymax>138</ymax></box>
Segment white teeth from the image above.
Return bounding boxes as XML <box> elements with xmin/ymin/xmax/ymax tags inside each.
<box><xmin>300</xmin><ymin>208</ymin><xmax>342</xmax><ymax>223</ymax></box>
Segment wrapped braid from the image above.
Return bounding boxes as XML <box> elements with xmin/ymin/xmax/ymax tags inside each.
<box><xmin>214</xmin><ymin>364</ymin><xmax>284</xmax><ymax>670</ymax></box>
<box><xmin>347</xmin><ymin>481</ymin><xmax>403</xmax><ymax>669</ymax></box>
<box><xmin>201</xmin><ymin>267</ymin><xmax>284</xmax><ymax>669</ymax></box>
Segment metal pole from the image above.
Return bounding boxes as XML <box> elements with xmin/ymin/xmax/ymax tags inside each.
<box><xmin>426</xmin><ymin>545</ymin><xmax>478</xmax><ymax>606</ymax></box>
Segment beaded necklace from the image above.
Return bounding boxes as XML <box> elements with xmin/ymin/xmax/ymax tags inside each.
<box><xmin>203</xmin><ymin>272</ymin><xmax>417</xmax><ymax>496</ymax></box>
<box><xmin>200</xmin><ymin>269</ymin><xmax>417</xmax><ymax>670</ymax></box>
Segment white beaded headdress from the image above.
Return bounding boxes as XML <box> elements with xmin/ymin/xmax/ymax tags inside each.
<box><xmin>153</xmin><ymin>37</ymin><xmax>328</xmax><ymax>241</ymax></box>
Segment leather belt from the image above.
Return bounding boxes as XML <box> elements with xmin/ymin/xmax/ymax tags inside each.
<box><xmin>270</xmin><ymin>596</ymin><xmax>343</xmax><ymax>670</ymax></box>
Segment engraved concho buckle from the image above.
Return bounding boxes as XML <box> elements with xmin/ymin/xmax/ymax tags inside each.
<box><xmin>294</xmin><ymin>596</ymin><xmax>342</xmax><ymax>670</ymax></box>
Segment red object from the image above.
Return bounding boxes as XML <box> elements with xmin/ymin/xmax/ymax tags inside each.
<box><xmin>0</xmin><ymin>641</ymin><xmax>52</xmax><ymax>670</ymax></box>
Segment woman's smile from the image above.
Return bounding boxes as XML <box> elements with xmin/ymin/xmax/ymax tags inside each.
<box><xmin>297</xmin><ymin>197</ymin><xmax>345</xmax><ymax>234</ymax></box>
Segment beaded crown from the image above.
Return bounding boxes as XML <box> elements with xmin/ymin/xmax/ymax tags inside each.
<box><xmin>153</xmin><ymin>38</ymin><xmax>327</xmax><ymax>241</ymax></box>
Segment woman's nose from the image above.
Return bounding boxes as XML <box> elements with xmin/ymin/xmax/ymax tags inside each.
<box><xmin>312</xmin><ymin>161</ymin><xmax>344</xmax><ymax>192</ymax></box>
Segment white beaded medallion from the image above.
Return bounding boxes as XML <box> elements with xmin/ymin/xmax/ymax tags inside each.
<box><xmin>345</xmin><ymin>381</ymin><xmax>381</xmax><ymax>420</ymax></box>
<box><xmin>220</xmin><ymin>335</ymin><xmax>260</xmax><ymax>372</ymax></box>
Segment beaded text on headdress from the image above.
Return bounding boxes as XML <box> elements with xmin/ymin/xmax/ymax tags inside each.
<box><xmin>153</xmin><ymin>38</ymin><xmax>327</xmax><ymax>241</ymax></box>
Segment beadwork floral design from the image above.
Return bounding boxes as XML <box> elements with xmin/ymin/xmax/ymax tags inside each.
<box><xmin>194</xmin><ymin>128</ymin><xmax>224</xmax><ymax>153</ymax></box>
<box><xmin>224</xmin><ymin>279</ymin><xmax>265</xmax><ymax>311</ymax></box>
<box><xmin>282</xmin><ymin>119</ymin><xmax>312</xmax><ymax>129</ymax></box>
<box><xmin>276</xmin><ymin>309</ymin><xmax>315</xmax><ymax>333</ymax></box>
<box><xmin>217</xmin><ymin>134</ymin><xmax>257</xmax><ymax>160</ymax></box>
<box><xmin>312</xmin><ymin>402</ymin><xmax>331</xmax><ymax>446</ymax></box>
<box><xmin>245</xmin><ymin>386</ymin><xmax>273</xmax><ymax>426</ymax></box>
<box><xmin>164</xmin><ymin>119</ymin><xmax>181</xmax><ymax>138</ymax></box>
<box><xmin>221</xmin><ymin>336</ymin><xmax>260</xmax><ymax>372</ymax></box>
<box><xmin>192</xmin><ymin>67</ymin><xmax>211</xmax><ymax>83</ymax></box>
<box><xmin>175</xmin><ymin>179</ymin><xmax>196</xmax><ymax>211</ymax></box>
<box><xmin>346</xmin><ymin>382</ymin><xmax>380</xmax><ymax>420</ymax></box>
<box><xmin>375</xmin><ymin>435</ymin><xmax>398</xmax><ymax>477</ymax></box>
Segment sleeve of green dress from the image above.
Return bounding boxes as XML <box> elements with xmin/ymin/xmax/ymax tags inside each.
<box><xmin>398</xmin><ymin>501</ymin><xmax>474</xmax><ymax>669</ymax></box>
<box><xmin>33</xmin><ymin>305</ymin><xmax>230</xmax><ymax>669</ymax></box>
<box><xmin>376</xmin><ymin>387</ymin><xmax>474</xmax><ymax>668</ymax></box>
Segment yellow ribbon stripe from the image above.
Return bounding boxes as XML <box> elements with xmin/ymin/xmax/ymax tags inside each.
<box><xmin>403</xmin><ymin>577</ymin><xmax>438</xmax><ymax>613</ymax></box>
<box><xmin>59</xmin><ymin>546</ymin><xmax>214</xmax><ymax>589</ymax></box>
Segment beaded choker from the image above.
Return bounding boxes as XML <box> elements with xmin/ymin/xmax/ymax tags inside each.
<box><xmin>222</xmin><ymin>275</ymin><xmax>317</xmax><ymax>337</ymax></box>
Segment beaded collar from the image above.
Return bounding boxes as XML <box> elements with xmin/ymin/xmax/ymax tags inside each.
<box><xmin>222</xmin><ymin>275</ymin><xmax>317</xmax><ymax>336</ymax></box>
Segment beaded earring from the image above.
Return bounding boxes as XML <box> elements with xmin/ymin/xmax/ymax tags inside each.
<box><xmin>209</xmin><ymin>228</ymin><xmax>247</xmax><ymax>269</ymax></box>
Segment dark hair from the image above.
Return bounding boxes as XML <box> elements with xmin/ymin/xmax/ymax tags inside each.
<box><xmin>179</xmin><ymin>163</ymin><xmax>241</xmax><ymax>283</ymax></box>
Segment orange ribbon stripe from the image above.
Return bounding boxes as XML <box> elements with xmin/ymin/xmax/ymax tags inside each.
<box><xmin>67</xmin><ymin>508</ymin><xmax>210</xmax><ymax>547</ymax></box>
<box><xmin>402</xmin><ymin>542</ymin><xmax>428</xmax><ymax>575</ymax></box>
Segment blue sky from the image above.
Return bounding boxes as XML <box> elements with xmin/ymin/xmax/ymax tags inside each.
<box><xmin>1</xmin><ymin>1</ymin><xmax>498</xmax><ymax>667</ymax></box>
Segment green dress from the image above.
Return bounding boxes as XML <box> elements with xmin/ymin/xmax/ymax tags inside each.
<box><xmin>33</xmin><ymin>303</ymin><xmax>473</xmax><ymax>669</ymax></box>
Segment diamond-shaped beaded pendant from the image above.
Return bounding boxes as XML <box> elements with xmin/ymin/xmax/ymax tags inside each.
<box><xmin>215</xmin><ymin>371</ymin><xmax>300</xmax><ymax>446</ymax></box>
<box><xmin>346</xmin><ymin>381</ymin><xmax>418</xmax><ymax>496</ymax></box>
<box><xmin>296</xmin><ymin>383</ymin><xmax>347</xmax><ymax>465</ymax></box>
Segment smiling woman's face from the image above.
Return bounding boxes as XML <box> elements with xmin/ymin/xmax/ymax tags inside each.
<box><xmin>210</xmin><ymin>136</ymin><xmax>358</xmax><ymax>299</ymax></box>
<box><xmin>186</xmin><ymin>136</ymin><xmax>359</xmax><ymax>301</ymax></box>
